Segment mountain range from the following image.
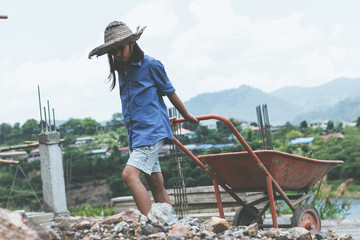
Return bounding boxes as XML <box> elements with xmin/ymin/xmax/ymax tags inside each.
<box><xmin>184</xmin><ymin>77</ymin><xmax>360</xmax><ymax>125</ymax></box>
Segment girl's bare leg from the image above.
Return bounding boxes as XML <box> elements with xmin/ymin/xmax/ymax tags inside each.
<box><xmin>122</xmin><ymin>165</ymin><xmax>151</xmax><ymax>215</ymax></box>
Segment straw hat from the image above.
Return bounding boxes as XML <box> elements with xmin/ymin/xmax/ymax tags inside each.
<box><xmin>88</xmin><ymin>21</ymin><xmax>146</xmax><ymax>59</ymax></box>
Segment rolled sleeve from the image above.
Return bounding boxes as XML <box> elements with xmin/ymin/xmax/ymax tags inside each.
<box><xmin>151</xmin><ymin>60</ymin><xmax>176</xmax><ymax>96</ymax></box>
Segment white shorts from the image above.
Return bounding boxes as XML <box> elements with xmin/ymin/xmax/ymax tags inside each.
<box><xmin>126</xmin><ymin>139</ymin><xmax>165</xmax><ymax>175</ymax></box>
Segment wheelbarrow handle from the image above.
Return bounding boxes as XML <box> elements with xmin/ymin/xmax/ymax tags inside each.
<box><xmin>171</xmin><ymin>114</ymin><xmax>300</xmax><ymax>220</ymax></box>
<box><xmin>171</xmin><ymin>115</ymin><xmax>255</xmax><ymax>155</ymax></box>
<box><xmin>170</xmin><ymin>115</ymin><xmax>222</xmax><ymax>124</ymax></box>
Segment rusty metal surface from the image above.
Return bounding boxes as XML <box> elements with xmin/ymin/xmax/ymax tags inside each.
<box><xmin>199</xmin><ymin>150</ymin><xmax>342</xmax><ymax>191</ymax></box>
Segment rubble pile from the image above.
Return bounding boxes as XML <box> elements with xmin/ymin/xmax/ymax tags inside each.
<box><xmin>42</xmin><ymin>208</ymin><xmax>353</xmax><ymax>240</ymax></box>
<box><xmin>0</xmin><ymin>207</ymin><xmax>354</xmax><ymax>240</ymax></box>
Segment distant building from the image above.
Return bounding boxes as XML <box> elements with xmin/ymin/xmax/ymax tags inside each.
<box><xmin>289</xmin><ymin>137</ymin><xmax>314</xmax><ymax>145</ymax></box>
<box><xmin>178</xmin><ymin>127</ymin><xmax>195</xmax><ymax>136</ymax></box>
<box><xmin>309</xmin><ymin>120</ymin><xmax>328</xmax><ymax>129</ymax></box>
<box><xmin>27</xmin><ymin>148</ymin><xmax>40</xmax><ymax>162</ymax></box>
<box><xmin>86</xmin><ymin>148</ymin><xmax>108</xmax><ymax>159</ymax></box>
<box><xmin>250</xmin><ymin>126</ymin><xmax>261</xmax><ymax>131</ymax></box>
<box><xmin>320</xmin><ymin>133</ymin><xmax>344</xmax><ymax>140</ymax></box>
<box><xmin>75</xmin><ymin>137</ymin><xmax>96</xmax><ymax>146</ymax></box>
<box><xmin>107</xmin><ymin>145</ymin><xmax>170</xmax><ymax>157</ymax></box>
<box><xmin>343</xmin><ymin>122</ymin><xmax>357</xmax><ymax>128</ymax></box>
<box><xmin>200</xmin><ymin>119</ymin><xmax>217</xmax><ymax>130</ymax></box>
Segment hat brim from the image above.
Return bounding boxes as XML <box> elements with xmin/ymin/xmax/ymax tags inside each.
<box><xmin>88</xmin><ymin>26</ymin><xmax>145</xmax><ymax>59</ymax></box>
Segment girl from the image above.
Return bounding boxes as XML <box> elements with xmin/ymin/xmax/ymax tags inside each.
<box><xmin>89</xmin><ymin>21</ymin><xmax>198</xmax><ymax>215</ymax></box>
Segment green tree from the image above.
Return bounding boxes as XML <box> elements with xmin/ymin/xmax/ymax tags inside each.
<box><xmin>107</xmin><ymin>113</ymin><xmax>124</xmax><ymax>130</ymax></box>
<box><xmin>82</xmin><ymin>118</ymin><xmax>99</xmax><ymax>135</ymax></box>
<box><xmin>182</xmin><ymin>122</ymin><xmax>197</xmax><ymax>131</ymax></box>
<box><xmin>334</xmin><ymin>122</ymin><xmax>343</xmax><ymax>132</ymax></box>
<box><xmin>327</xmin><ymin>120</ymin><xmax>334</xmax><ymax>132</ymax></box>
<box><xmin>356</xmin><ymin>116</ymin><xmax>360</xmax><ymax>128</ymax></box>
<box><xmin>117</xmin><ymin>126</ymin><xmax>128</xmax><ymax>146</ymax></box>
<box><xmin>0</xmin><ymin>123</ymin><xmax>12</xmax><ymax>144</ymax></box>
<box><xmin>63</xmin><ymin>118</ymin><xmax>83</xmax><ymax>135</ymax></box>
<box><xmin>300</xmin><ymin>120</ymin><xmax>308</xmax><ymax>128</ymax></box>
<box><xmin>22</xmin><ymin>119</ymin><xmax>40</xmax><ymax>140</ymax></box>
<box><xmin>285</xmin><ymin>130</ymin><xmax>301</xmax><ymax>141</ymax></box>
<box><xmin>195</xmin><ymin>125</ymin><xmax>210</xmax><ymax>142</ymax></box>
<box><xmin>8</xmin><ymin>123</ymin><xmax>22</xmax><ymax>145</ymax></box>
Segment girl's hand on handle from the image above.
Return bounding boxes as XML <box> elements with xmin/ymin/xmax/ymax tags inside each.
<box><xmin>184</xmin><ymin>114</ymin><xmax>199</xmax><ymax>124</ymax></box>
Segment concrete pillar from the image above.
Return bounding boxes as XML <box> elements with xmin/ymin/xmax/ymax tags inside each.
<box><xmin>39</xmin><ymin>132</ymin><xmax>69</xmax><ymax>217</ymax></box>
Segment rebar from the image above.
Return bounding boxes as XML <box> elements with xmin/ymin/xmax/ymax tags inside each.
<box><xmin>47</xmin><ymin>100</ymin><xmax>51</xmax><ymax>131</ymax></box>
<box><xmin>38</xmin><ymin>86</ymin><xmax>43</xmax><ymax>132</ymax></box>
<box><xmin>43</xmin><ymin>107</ymin><xmax>48</xmax><ymax>132</ymax></box>
<box><xmin>256</xmin><ymin>104</ymin><xmax>273</xmax><ymax>150</ymax></box>
<box><xmin>169</xmin><ymin>107</ymin><xmax>188</xmax><ymax>218</ymax></box>
<box><xmin>53</xmin><ymin>108</ymin><xmax>56</xmax><ymax>131</ymax></box>
<box><xmin>262</xmin><ymin>104</ymin><xmax>273</xmax><ymax>150</ymax></box>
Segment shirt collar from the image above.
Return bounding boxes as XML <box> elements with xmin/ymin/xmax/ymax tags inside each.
<box><xmin>129</xmin><ymin>51</ymin><xmax>144</xmax><ymax>69</ymax></box>
<box><xmin>130</xmin><ymin>59</ymin><xmax>142</xmax><ymax>68</ymax></box>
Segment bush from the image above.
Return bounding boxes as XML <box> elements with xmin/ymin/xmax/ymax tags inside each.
<box><xmin>70</xmin><ymin>204</ymin><xmax>114</xmax><ymax>217</ymax></box>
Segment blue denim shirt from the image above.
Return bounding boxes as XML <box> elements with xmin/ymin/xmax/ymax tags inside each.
<box><xmin>118</xmin><ymin>55</ymin><xmax>175</xmax><ymax>150</ymax></box>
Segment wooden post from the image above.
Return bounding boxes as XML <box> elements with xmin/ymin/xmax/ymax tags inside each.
<box><xmin>0</xmin><ymin>159</ymin><xmax>19</xmax><ymax>165</ymax></box>
<box><xmin>0</xmin><ymin>152</ymin><xmax>27</xmax><ymax>157</ymax></box>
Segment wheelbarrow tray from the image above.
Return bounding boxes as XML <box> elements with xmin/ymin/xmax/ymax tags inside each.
<box><xmin>199</xmin><ymin>150</ymin><xmax>341</xmax><ymax>192</ymax></box>
<box><xmin>171</xmin><ymin>115</ymin><xmax>343</xmax><ymax>232</ymax></box>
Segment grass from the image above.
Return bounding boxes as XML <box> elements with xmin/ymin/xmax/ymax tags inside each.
<box><xmin>70</xmin><ymin>204</ymin><xmax>114</xmax><ymax>217</ymax></box>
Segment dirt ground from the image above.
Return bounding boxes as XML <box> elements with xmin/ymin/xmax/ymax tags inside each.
<box><xmin>66</xmin><ymin>180</ymin><xmax>111</xmax><ymax>208</ymax></box>
<box><xmin>64</xmin><ymin>182</ymin><xmax>360</xmax><ymax>238</ymax></box>
<box><xmin>322</xmin><ymin>219</ymin><xmax>360</xmax><ymax>239</ymax></box>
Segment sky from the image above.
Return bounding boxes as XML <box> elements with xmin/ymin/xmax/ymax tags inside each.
<box><xmin>1</xmin><ymin>0</ymin><xmax>360</xmax><ymax>125</ymax></box>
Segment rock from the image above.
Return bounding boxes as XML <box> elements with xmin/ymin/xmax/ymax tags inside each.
<box><xmin>266</xmin><ymin>227</ymin><xmax>281</xmax><ymax>238</ymax></box>
<box><xmin>340</xmin><ymin>234</ymin><xmax>353</xmax><ymax>240</ymax></box>
<box><xmin>113</xmin><ymin>221</ymin><xmax>127</xmax><ymax>233</ymax></box>
<box><xmin>0</xmin><ymin>208</ymin><xmax>50</xmax><ymax>240</ymax></box>
<box><xmin>205</xmin><ymin>216</ymin><xmax>231</xmax><ymax>233</ymax></box>
<box><xmin>200</xmin><ymin>229</ymin><xmax>216</xmax><ymax>238</ymax></box>
<box><xmin>141</xmin><ymin>223</ymin><xmax>156</xmax><ymax>235</ymax></box>
<box><xmin>102</xmin><ymin>208</ymin><xmax>145</xmax><ymax>224</ymax></box>
<box><xmin>148</xmin><ymin>231</ymin><xmax>166</xmax><ymax>239</ymax></box>
<box><xmin>90</xmin><ymin>223</ymin><xmax>100</xmax><ymax>232</ymax></box>
<box><xmin>36</xmin><ymin>207</ymin><xmax>355</xmax><ymax>240</ymax></box>
<box><xmin>89</xmin><ymin>234</ymin><xmax>102</xmax><ymax>239</ymax></box>
<box><xmin>243</xmin><ymin>223</ymin><xmax>259</xmax><ymax>237</ymax></box>
<box><xmin>168</xmin><ymin>225</ymin><xmax>192</xmax><ymax>238</ymax></box>
<box><xmin>315</xmin><ymin>230</ymin><xmax>331</xmax><ymax>239</ymax></box>
<box><xmin>290</xmin><ymin>227</ymin><xmax>311</xmax><ymax>240</ymax></box>
<box><xmin>46</xmin><ymin>228</ymin><xmax>61</xmax><ymax>240</ymax></box>
<box><xmin>147</xmin><ymin>203</ymin><xmax>178</xmax><ymax>225</ymax></box>
<box><xmin>232</xmin><ymin>229</ymin><xmax>244</xmax><ymax>238</ymax></box>
<box><xmin>177</xmin><ymin>216</ymin><xmax>201</xmax><ymax>228</ymax></box>
<box><xmin>74</xmin><ymin>220</ymin><xmax>92</xmax><ymax>230</ymax></box>
<box><xmin>327</xmin><ymin>229</ymin><xmax>339</xmax><ymax>239</ymax></box>
<box><xmin>275</xmin><ymin>230</ymin><xmax>292</xmax><ymax>240</ymax></box>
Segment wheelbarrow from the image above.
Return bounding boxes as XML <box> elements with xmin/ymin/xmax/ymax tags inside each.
<box><xmin>170</xmin><ymin>115</ymin><xmax>343</xmax><ymax>234</ymax></box>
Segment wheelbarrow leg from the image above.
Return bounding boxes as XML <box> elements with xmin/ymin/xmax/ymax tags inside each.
<box><xmin>213</xmin><ymin>178</ymin><xmax>225</xmax><ymax>218</ymax></box>
<box><xmin>266</xmin><ymin>176</ymin><xmax>278</xmax><ymax>228</ymax></box>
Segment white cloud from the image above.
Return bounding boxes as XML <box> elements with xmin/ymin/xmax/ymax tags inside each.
<box><xmin>124</xmin><ymin>0</ymin><xmax>179</xmax><ymax>38</ymax></box>
<box><xmin>331</xmin><ymin>23</ymin><xmax>345</xmax><ymax>38</ymax></box>
<box><xmin>2</xmin><ymin>0</ymin><xmax>360</xmax><ymax>124</ymax></box>
<box><xmin>165</xmin><ymin>1</ymin><xmax>360</xmax><ymax>99</ymax></box>
<box><xmin>0</xmin><ymin>51</ymin><xmax>120</xmax><ymax>124</ymax></box>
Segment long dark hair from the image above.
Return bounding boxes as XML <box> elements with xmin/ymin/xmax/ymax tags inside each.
<box><xmin>107</xmin><ymin>42</ymin><xmax>144</xmax><ymax>91</ymax></box>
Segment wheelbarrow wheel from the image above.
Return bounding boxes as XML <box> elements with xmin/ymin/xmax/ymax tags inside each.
<box><xmin>233</xmin><ymin>206</ymin><xmax>262</xmax><ymax>226</ymax></box>
<box><xmin>291</xmin><ymin>203</ymin><xmax>321</xmax><ymax>235</ymax></box>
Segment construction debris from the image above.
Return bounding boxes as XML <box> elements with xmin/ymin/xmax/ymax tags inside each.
<box><xmin>147</xmin><ymin>203</ymin><xmax>178</xmax><ymax>225</ymax></box>
<box><xmin>0</xmin><ymin>207</ymin><xmax>354</xmax><ymax>240</ymax></box>
<box><xmin>0</xmin><ymin>208</ymin><xmax>49</xmax><ymax>240</ymax></box>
